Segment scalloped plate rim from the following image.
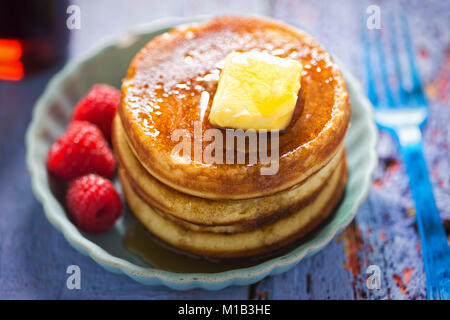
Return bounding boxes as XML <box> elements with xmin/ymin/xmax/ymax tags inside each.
<box><xmin>25</xmin><ymin>15</ymin><xmax>378</xmax><ymax>290</ymax></box>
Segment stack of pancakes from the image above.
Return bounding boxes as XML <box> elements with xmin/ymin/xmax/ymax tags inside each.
<box><xmin>114</xmin><ymin>17</ymin><xmax>350</xmax><ymax>259</ymax></box>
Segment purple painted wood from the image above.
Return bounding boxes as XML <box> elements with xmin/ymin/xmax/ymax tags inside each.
<box><xmin>0</xmin><ymin>0</ymin><xmax>449</xmax><ymax>299</ymax></box>
<box><xmin>253</xmin><ymin>0</ymin><xmax>449</xmax><ymax>300</ymax></box>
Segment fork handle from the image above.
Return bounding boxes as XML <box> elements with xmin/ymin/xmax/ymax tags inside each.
<box><xmin>398</xmin><ymin>128</ymin><xmax>450</xmax><ymax>300</ymax></box>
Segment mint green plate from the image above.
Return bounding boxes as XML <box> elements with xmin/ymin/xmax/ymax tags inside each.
<box><xmin>26</xmin><ymin>16</ymin><xmax>377</xmax><ymax>290</ymax></box>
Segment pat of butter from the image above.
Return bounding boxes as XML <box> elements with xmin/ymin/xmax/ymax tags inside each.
<box><xmin>209</xmin><ymin>51</ymin><xmax>302</xmax><ymax>131</ymax></box>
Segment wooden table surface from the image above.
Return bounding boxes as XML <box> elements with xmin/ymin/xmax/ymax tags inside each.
<box><xmin>0</xmin><ymin>0</ymin><xmax>449</xmax><ymax>299</ymax></box>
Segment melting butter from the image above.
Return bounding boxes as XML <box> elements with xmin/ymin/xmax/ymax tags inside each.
<box><xmin>209</xmin><ymin>51</ymin><xmax>302</xmax><ymax>131</ymax></box>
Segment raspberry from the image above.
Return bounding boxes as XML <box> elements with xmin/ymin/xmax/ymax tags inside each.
<box><xmin>73</xmin><ymin>84</ymin><xmax>120</xmax><ymax>141</ymax></box>
<box><xmin>47</xmin><ymin>121</ymin><xmax>116</xmax><ymax>180</ymax></box>
<box><xmin>66</xmin><ymin>174</ymin><xmax>122</xmax><ymax>233</ymax></box>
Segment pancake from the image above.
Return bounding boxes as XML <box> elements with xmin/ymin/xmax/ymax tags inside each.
<box><xmin>119</xmin><ymin>157</ymin><xmax>347</xmax><ymax>259</ymax></box>
<box><xmin>119</xmin><ymin>16</ymin><xmax>350</xmax><ymax>200</ymax></box>
<box><xmin>113</xmin><ymin>114</ymin><xmax>345</xmax><ymax>233</ymax></box>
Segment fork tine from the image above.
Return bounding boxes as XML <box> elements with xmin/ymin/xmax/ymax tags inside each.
<box><xmin>362</xmin><ymin>17</ymin><xmax>379</xmax><ymax>106</ymax></box>
<box><xmin>401</xmin><ymin>15</ymin><xmax>427</xmax><ymax>106</ymax></box>
<box><xmin>388</xmin><ymin>14</ymin><xmax>408</xmax><ymax>105</ymax></box>
<box><xmin>375</xmin><ymin>28</ymin><xmax>395</xmax><ymax>107</ymax></box>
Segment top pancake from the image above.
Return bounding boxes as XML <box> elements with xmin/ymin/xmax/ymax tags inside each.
<box><xmin>120</xmin><ymin>16</ymin><xmax>350</xmax><ymax>199</ymax></box>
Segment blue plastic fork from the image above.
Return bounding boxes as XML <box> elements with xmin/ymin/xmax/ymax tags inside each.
<box><xmin>362</xmin><ymin>15</ymin><xmax>450</xmax><ymax>299</ymax></box>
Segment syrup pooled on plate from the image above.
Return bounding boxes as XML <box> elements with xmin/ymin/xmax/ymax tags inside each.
<box><xmin>123</xmin><ymin>221</ymin><xmax>266</xmax><ymax>273</ymax></box>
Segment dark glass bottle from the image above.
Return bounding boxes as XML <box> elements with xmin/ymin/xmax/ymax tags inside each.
<box><xmin>0</xmin><ymin>0</ymin><xmax>70</xmax><ymax>80</ymax></box>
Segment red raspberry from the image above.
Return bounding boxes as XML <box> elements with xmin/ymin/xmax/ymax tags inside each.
<box><xmin>66</xmin><ymin>174</ymin><xmax>122</xmax><ymax>233</ymax></box>
<box><xmin>73</xmin><ymin>84</ymin><xmax>120</xmax><ymax>141</ymax></box>
<box><xmin>47</xmin><ymin>121</ymin><xmax>116</xmax><ymax>180</ymax></box>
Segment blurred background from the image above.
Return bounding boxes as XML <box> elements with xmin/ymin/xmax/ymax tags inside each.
<box><xmin>0</xmin><ymin>0</ymin><xmax>449</xmax><ymax>299</ymax></box>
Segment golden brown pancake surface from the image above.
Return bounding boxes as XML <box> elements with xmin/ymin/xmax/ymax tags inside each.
<box><xmin>119</xmin><ymin>158</ymin><xmax>347</xmax><ymax>259</ymax></box>
<box><xmin>113</xmin><ymin>114</ymin><xmax>345</xmax><ymax>233</ymax></box>
<box><xmin>120</xmin><ymin>16</ymin><xmax>350</xmax><ymax>199</ymax></box>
